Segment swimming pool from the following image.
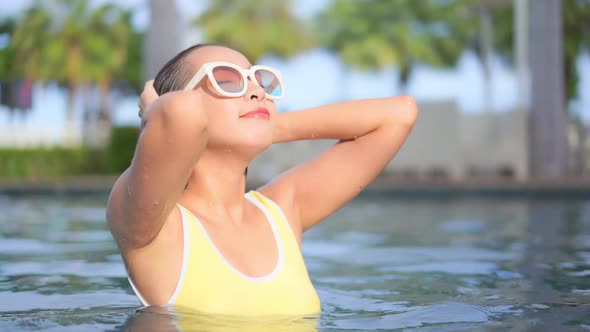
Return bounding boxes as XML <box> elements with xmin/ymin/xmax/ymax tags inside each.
<box><xmin>0</xmin><ymin>193</ymin><xmax>588</xmax><ymax>331</ymax></box>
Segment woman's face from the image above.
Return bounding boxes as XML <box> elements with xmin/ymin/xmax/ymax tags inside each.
<box><xmin>184</xmin><ymin>46</ymin><xmax>277</xmax><ymax>154</ymax></box>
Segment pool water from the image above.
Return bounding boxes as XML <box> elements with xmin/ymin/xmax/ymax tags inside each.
<box><xmin>0</xmin><ymin>194</ymin><xmax>589</xmax><ymax>331</ymax></box>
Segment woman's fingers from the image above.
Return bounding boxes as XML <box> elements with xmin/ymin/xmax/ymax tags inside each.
<box><xmin>139</xmin><ymin>79</ymin><xmax>158</xmax><ymax>112</ymax></box>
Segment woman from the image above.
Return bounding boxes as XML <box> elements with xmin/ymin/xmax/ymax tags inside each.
<box><xmin>107</xmin><ymin>43</ymin><xmax>418</xmax><ymax>317</ymax></box>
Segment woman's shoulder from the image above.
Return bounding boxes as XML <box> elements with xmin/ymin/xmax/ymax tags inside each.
<box><xmin>256</xmin><ymin>184</ymin><xmax>303</xmax><ymax>240</ymax></box>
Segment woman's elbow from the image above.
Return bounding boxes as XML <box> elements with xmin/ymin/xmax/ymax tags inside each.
<box><xmin>385</xmin><ymin>95</ymin><xmax>418</xmax><ymax>128</ymax></box>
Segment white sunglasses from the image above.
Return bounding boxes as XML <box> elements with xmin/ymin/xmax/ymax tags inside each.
<box><xmin>183</xmin><ymin>61</ymin><xmax>284</xmax><ymax>100</ymax></box>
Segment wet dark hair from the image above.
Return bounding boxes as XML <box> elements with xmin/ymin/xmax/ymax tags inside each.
<box><xmin>153</xmin><ymin>43</ymin><xmax>228</xmax><ymax>95</ymax></box>
<box><xmin>152</xmin><ymin>43</ymin><xmax>249</xmax><ymax>179</ymax></box>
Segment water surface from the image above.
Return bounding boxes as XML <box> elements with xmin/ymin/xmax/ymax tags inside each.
<box><xmin>0</xmin><ymin>194</ymin><xmax>589</xmax><ymax>331</ymax></box>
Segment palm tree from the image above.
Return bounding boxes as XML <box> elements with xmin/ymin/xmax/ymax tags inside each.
<box><xmin>0</xmin><ymin>17</ymin><xmax>27</xmax><ymax>123</ymax></box>
<box><xmin>11</xmin><ymin>0</ymin><xmax>132</xmax><ymax>145</ymax></box>
<box><xmin>316</xmin><ymin>0</ymin><xmax>476</xmax><ymax>91</ymax></box>
<box><xmin>81</xmin><ymin>4</ymin><xmax>132</xmax><ymax>146</ymax></box>
<box><xmin>493</xmin><ymin>0</ymin><xmax>590</xmax><ymax>105</ymax></box>
<box><xmin>10</xmin><ymin>2</ymin><xmax>53</xmax><ymax>82</ymax></box>
<box><xmin>492</xmin><ymin>0</ymin><xmax>587</xmax><ymax>177</ymax></box>
<box><xmin>0</xmin><ymin>18</ymin><xmax>17</xmax><ymax>80</ymax></box>
<box><xmin>194</xmin><ymin>0</ymin><xmax>315</xmax><ymax>63</ymax></box>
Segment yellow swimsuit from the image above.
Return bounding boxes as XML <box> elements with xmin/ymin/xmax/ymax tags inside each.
<box><xmin>129</xmin><ymin>190</ymin><xmax>321</xmax><ymax>317</ymax></box>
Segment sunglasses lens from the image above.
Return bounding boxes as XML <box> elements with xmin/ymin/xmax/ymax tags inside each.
<box><xmin>254</xmin><ymin>69</ymin><xmax>282</xmax><ymax>97</ymax></box>
<box><xmin>212</xmin><ymin>66</ymin><xmax>244</xmax><ymax>93</ymax></box>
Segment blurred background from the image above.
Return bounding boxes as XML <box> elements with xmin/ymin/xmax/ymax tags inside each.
<box><xmin>0</xmin><ymin>0</ymin><xmax>588</xmax><ymax>184</ymax></box>
<box><xmin>1</xmin><ymin>2</ymin><xmax>590</xmax><ymax>330</ymax></box>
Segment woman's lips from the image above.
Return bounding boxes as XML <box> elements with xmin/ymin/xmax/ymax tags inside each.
<box><xmin>240</xmin><ymin>108</ymin><xmax>270</xmax><ymax>119</ymax></box>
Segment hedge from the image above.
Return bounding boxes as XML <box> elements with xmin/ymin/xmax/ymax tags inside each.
<box><xmin>0</xmin><ymin>126</ymin><xmax>139</xmax><ymax>178</ymax></box>
<box><xmin>106</xmin><ymin>126</ymin><xmax>140</xmax><ymax>173</ymax></box>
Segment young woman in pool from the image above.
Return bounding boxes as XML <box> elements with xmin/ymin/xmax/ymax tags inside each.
<box><xmin>107</xmin><ymin>43</ymin><xmax>417</xmax><ymax>317</ymax></box>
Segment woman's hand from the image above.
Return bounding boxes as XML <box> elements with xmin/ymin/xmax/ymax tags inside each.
<box><xmin>138</xmin><ymin>80</ymin><xmax>159</xmax><ymax>128</ymax></box>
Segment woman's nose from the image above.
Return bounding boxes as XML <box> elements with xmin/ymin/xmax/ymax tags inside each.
<box><xmin>246</xmin><ymin>78</ymin><xmax>266</xmax><ymax>100</ymax></box>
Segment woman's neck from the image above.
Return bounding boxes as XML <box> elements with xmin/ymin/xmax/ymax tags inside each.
<box><xmin>180</xmin><ymin>153</ymin><xmax>250</xmax><ymax>226</ymax></box>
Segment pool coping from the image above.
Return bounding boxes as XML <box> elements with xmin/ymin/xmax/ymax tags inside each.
<box><xmin>1</xmin><ymin>175</ymin><xmax>590</xmax><ymax>198</ymax></box>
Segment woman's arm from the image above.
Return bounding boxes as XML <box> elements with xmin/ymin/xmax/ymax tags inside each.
<box><xmin>262</xmin><ymin>96</ymin><xmax>418</xmax><ymax>232</ymax></box>
<box><xmin>107</xmin><ymin>86</ymin><xmax>208</xmax><ymax>250</ymax></box>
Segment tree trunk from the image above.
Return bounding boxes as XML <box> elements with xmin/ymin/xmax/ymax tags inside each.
<box><xmin>528</xmin><ymin>0</ymin><xmax>569</xmax><ymax>178</ymax></box>
<box><xmin>64</xmin><ymin>87</ymin><xmax>77</xmax><ymax>147</ymax></box>
<box><xmin>145</xmin><ymin>0</ymin><xmax>182</xmax><ymax>81</ymax></box>
<box><xmin>81</xmin><ymin>84</ymin><xmax>94</xmax><ymax>146</ymax></box>
<box><xmin>95</xmin><ymin>81</ymin><xmax>112</xmax><ymax>147</ymax></box>
<box><xmin>576</xmin><ymin>121</ymin><xmax>587</xmax><ymax>176</ymax></box>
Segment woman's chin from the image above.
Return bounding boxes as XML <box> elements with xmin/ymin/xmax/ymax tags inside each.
<box><xmin>241</xmin><ymin>136</ymin><xmax>273</xmax><ymax>152</ymax></box>
<box><xmin>209</xmin><ymin>132</ymin><xmax>272</xmax><ymax>156</ymax></box>
<box><xmin>239</xmin><ymin>127</ymin><xmax>273</xmax><ymax>146</ymax></box>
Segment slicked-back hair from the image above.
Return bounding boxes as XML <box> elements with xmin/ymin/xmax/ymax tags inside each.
<box><xmin>153</xmin><ymin>43</ymin><xmax>227</xmax><ymax>96</ymax></box>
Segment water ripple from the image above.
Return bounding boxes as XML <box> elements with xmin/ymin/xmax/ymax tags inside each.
<box><xmin>0</xmin><ymin>291</ymin><xmax>137</xmax><ymax>312</ymax></box>
<box><xmin>326</xmin><ymin>302</ymin><xmax>494</xmax><ymax>330</ymax></box>
<box><xmin>2</xmin><ymin>260</ymin><xmax>126</xmax><ymax>278</ymax></box>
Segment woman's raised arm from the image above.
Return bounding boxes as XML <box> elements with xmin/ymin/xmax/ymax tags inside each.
<box><xmin>107</xmin><ymin>89</ymin><xmax>208</xmax><ymax>250</ymax></box>
<box><xmin>262</xmin><ymin>96</ymin><xmax>418</xmax><ymax>232</ymax></box>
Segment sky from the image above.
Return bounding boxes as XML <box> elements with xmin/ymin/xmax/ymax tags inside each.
<box><xmin>0</xmin><ymin>0</ymin><xmax>589</xmax><ymax>135</ymax></box>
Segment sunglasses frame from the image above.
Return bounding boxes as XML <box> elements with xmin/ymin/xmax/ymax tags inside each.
<box><xmin>183</xmin><ymin>61</ymin><xmax>284</xmax><ymax>100</ymax></box>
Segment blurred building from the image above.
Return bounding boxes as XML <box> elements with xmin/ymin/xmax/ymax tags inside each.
<box><xmin>250</xmin><ymin>101</ymin><xmax>530</xmax><ymax>181</ymax></box>
<box><xmin>392</xmin><ymin>102</ymin><xmax>529</xmax><ymax>180</ymax></box>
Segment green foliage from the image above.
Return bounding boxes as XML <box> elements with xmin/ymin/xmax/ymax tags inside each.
<box><xmin>10</xmin><ymin>0</ymin><xmax>133</xmax><ymax>88</ymax></box>
<box><xmin>194</xmin><ymin>0</ymin><xmax>315</xmax><ymax>63</ymax></box>
<box><xmin>0</xmin><ymin>18</ymin><xmax>17</xmax><ymax>80</ymax></box>
<box><xmin>316</xmin><ymin>0</ymin><xmax>478</xmax><ymax>85</ymax></box>
<box><xmin>560</xmin><ymin>0</ymin><xmax>589</xmax><ymax>101</ymax></box>
<box><xmin>122</xmin><ymin>30</ymin><xmax>145</xmax><ymax>93</ymax></box>
<box><xmin>7</xmin><ymin>0</ymin><xmax>139</xmax><ymax>142</ymax></box>
<box><xmin>0</xmin><ymin>126</ymin><xmax>139</xmax><ymax>178</ymax></box>
<box><xmin>316</xmin><ymin>0</ymin><xmax>589</xmax><ymax>101</ymax></box>
<box><xmin>4</xmin><ymin>0</ymin><xmax>142</xmax><ymax>92</ymax></box>
<box><xmin>9</xmin><ymin>1</ymin><xmax>53</xmax><ymax>81</ymax></box>
<box><xmin>106</xmin><ymin>126</ymin><xmax>139</xmax><ymax>173</ymax></box>
<box><xmin>0</xmin><ymin>148</ymin><xmax>91</xmax><ymax>178</ymax></box>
